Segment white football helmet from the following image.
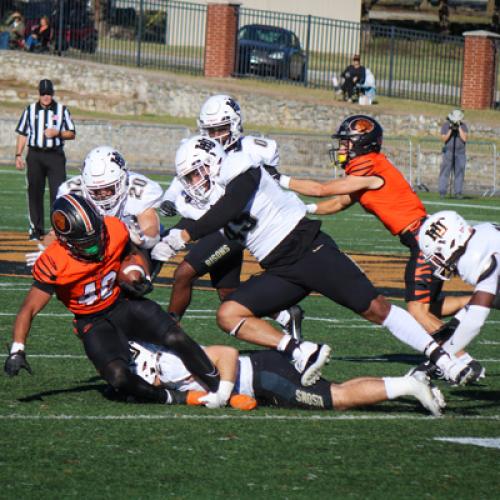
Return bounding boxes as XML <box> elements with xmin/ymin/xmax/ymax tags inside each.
<box><xmin>419</xmin><ymin>211</ymin><xmax>473</xmax><ymax>280</ymax></box>
<box><xmin>128</xmin><ymin>341</ymin><xmax>158</xmax><ymax>385</ymax></box>
<box><xmin>82</xmin><ymin>146</ymin><xmax>128</xmax><ymax>216</ymax></box>
<box><xmin>175</xmin><ymin>135</ymin><xmax>225</xmax><ymax>203</ymax></box>
<box><xmin>197</xmin><ymin>94</ymin><xmax>243</xmax><ymax>150</ymax></box>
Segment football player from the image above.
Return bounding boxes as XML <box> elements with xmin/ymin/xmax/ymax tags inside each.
<box><xmin>128</xmin><ymin>340</ymin><xmax>446</xmax><ymax>416</ymax></box>
<box><xmin>26</xmin><ymin>146</ymin><xmax>163</xmax><ymax>266</ymax></box>
<box><xmin>268</xmin><ymin>115</ymin><xmax>479</xmax><ymax>375</ymax></box>
<box><xmin>159</xmin><ymin>95</ymin><xmax>303</xmax><ymax>339</ymax></box>
<box><xmin>153</xmin><ymin>136</ymin><xmax>475</xmax><ymax>387</ymax></box>
<box><xmin>5</xmin><ymin>194</ymin><xmax>228</xmax><ymax>407</ymax></box>
<box><xmin>411</xmin><ymin>210</ymin><xmax>499</xmax><ymax>379</ymax></box>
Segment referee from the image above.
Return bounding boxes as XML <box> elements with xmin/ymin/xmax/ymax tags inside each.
<box><xmin>15</xmin><ymin>79</ymin><xmax>76</xmax><ymax>240</ymax></box>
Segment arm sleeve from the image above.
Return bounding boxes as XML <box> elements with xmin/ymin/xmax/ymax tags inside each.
<box><xmin>183</xmin><ymin>168</ymin><xmax>261</xmax><ymax>241</ymax></box>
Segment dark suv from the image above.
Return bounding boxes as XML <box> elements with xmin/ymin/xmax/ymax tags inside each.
<box><xmin>236</xmin><ymin>24</ymin><xmax>307</xmax><ymax>82</ymax></box>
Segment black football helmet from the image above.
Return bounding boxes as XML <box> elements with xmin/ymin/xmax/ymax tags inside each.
<box><xmin>51</xmin><ymin>194</ymin><xmax>106</xmax><ymax>262</ymax></box>
<box><xmin>329</xmin><ymin>115</ymin><xmax>383</xmax><ymax>168</ymax></box>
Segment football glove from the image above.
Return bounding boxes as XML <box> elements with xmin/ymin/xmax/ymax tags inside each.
<box><xmin>120</xmin><ymin>276</ymin><xmax>153</xmax><ymax>298</ymax></box>
<box><xmin>150</xmin><ymin>241</ymin><xmax>177</xmax><ymax>262</ymax></box>
<box><xmin>4</xmin><ymin>350</ymin><xmax>32</xmax><ymax>377</ymax></box>
<box><xmin>125</xmin><ymin>217</ymin><xmax>145</xmax><ymax>247</ymax></box>
<box><xmin>264</xmin><ymin>165</ymin><xmax>281</xmax><ymax>182</ymax></box>
<box><xmin>25</xmin><ymin>243</ymin><xmax>45</xmax><ymax>268</ymax></box>
<box><xmin>159</xmin><ymin>200</ymin><xmax>177</xmax><ymax>217</ymax></box>
<box><xmin>163</xmin><ymin>228</ymin><xmax>186</xmax><ymax>251</ymax></box>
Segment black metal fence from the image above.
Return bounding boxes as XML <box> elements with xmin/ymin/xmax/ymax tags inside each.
<box><xmin>236</xmin><ymin>7</ymin><xmax>465</xmax><ymax>106</ymax></box>
<box><xmin>0</xmin><ymin>0</ymin><xmax>480</xmax><ymax>107</ymax></box>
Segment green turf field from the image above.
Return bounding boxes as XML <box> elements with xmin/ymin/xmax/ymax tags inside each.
<box><xmin>0</xmin><ymin>167</ymin><xmax>499</xmax><ymax>499</ymax></box>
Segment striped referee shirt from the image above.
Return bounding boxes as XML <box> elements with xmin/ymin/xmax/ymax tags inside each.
<box><xmin>16</xmin><ymin>100</ymin><xmax>76</xmax><ymax>149</ymax></box>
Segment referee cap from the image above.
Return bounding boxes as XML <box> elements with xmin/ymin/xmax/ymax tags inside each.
<box><xmin>39</xmin><ymin>79</ymin><xmax>54</xmax><ymax>96</ymax></box>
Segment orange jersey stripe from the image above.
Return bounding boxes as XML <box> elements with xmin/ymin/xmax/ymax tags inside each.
<box><xmin>345</xmin><ymin>153</ymin><xmax>427</xmax><ymax>235</ymax></box>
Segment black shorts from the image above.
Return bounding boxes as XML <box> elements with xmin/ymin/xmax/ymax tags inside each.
<box><xmin>227</xmin><ymin>231</ymin><xmax>378</xmax><ymax>317</ymax></box>
<box><xmin>73</xmin><ymin>296</ymin><xmax>176</xmax><ymax>372</ymax></box>
<box><xmin>184</xmin><ymin>231</ymin><xmax>244</xmax><ymax>289</ymax></box>
<box><xmin>250</xmin><ymin>350</ymin><xmax>333</xmax><ymax>409</ymax></box>
<box><xmin>400</xmin><ymin>225</ymin><xmax>443</xmax><ymax>304</ymax></box>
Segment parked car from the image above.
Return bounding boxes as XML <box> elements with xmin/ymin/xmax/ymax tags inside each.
<box><xmin>236</xmin><ymin>24</ymin><xmax>307</xmax><ymax>82</ymax></box>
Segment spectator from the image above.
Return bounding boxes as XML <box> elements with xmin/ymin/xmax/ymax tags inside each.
<box><xmin>341</xmin><ymin>54</ymin><xmax>366</xmax><ymax>102</ymax></box>
<box><xmin>25</xmin><ymin>16</ymin><xmax>51</xmax><ymax>53</ymax></box>
<box><xmin>0</xmin><ymin>11</ymin><xmax>25</xmax><ymax>50</ymax></box>
<box><xmin>438</xmin><ymin>109</ymin><xmax>468</xmax><ymax>199</ymax></box>
<box><xmin>15</xmin><ymin>79</ymin><xmax>76</xmax><ymax>240</ymax></box>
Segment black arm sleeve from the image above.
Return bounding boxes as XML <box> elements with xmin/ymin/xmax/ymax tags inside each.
<box><xmin>182</xmin><ymin>168</ymin><xmax>261</xmax><ymax>241</ymax></box>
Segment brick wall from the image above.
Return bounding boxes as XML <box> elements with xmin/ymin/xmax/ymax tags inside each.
<box><xmin>461</xmin><ymin>31</ymin><xmax>499</xmax><ymax>109</ymax></box>
<box><xmin>204</xmin><ymin>3</ymin><xmax>239</xmax><ymax>78</ymax></box>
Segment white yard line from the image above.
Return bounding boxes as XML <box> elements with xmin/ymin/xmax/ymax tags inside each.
<box><xmin>0</xmin><ymin>413</ymin><xmax>499</xmax><ymax>421</ymax></box>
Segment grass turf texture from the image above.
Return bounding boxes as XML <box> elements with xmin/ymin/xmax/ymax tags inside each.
<box><xmin>0</xmin><ymin>168</ymin><xmax>499</xmax><ymax>499</ymax></box>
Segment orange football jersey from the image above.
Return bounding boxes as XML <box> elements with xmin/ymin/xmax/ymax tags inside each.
<box><xmin>32</xmin><ymin>217</ymin><xmax>129</xmax><ymax>315</ymax></box>
<box><xmin>345</xmin><ymin>152</ymin><xmax>427</xmax><ymax>235</ymax></box>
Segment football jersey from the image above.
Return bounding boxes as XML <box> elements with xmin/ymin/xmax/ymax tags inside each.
<box><xmin>57</xmin><ymin>172</ymin><xmax>163</xmax><ymax>219</ymax></box>
<box><xmin>345</xmin><ymin>152</ymin><xmax>427</xmax><ymax>235</ymax></box>
<box><xmin>162</xmin><ymin>134</ymin><xmax>279</xmax><ymax>216</ymax></box>
<box><xmin>215</xmin><ymin>150</ymin><xmax>306</xmax><ymax>261</ymax></box>
<box><xmin>32</xmin><ymin>217</ymin><xmax>129</xmax><ymax>315</ymax></box>
<box><xmin>132</xmin><ymin>342</ymin><xmax>255</xmax><ymax>397</ymax></box>
<box><xmin>457</xmin><ymin>223</ymin><xmax>500</xmax><ymax>291</ymax></box>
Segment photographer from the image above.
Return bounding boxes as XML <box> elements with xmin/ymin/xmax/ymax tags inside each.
<box><xmin>438</xmin><ymin>109</ymin><xmax>468</xmax><ymax>199</ymax></box>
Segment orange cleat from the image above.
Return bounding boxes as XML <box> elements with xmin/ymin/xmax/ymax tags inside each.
<box><xmin>186</xmin><ymin>390</ymin><xmax>207</xmax><ymax>406</ymax></box>
<box><xmin>229</xmin><ymin>394</ymin><xmax>257</xmax><ymax>411</ymax></box>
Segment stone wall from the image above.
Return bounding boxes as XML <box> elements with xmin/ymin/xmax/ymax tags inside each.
<box><xmin>0</xmin><ymin>51</ymin><xmax>498</xmax><ymax>194</ymax></box>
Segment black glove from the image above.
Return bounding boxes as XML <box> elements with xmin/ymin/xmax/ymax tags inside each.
<box><xmin>264</xmin><ymin>165</ymin><xmax>281</xmax><ymax>182</ymax></box>
<box><xmin>120</xmin><ymin>277</ymin><xmax>154</xmax><ymax>298</ymax></box>
<box><xmin>5</xmin><ymin>350</ymin><xmax>32</xmax><ymax>377</ymax></box>
<box><xmin>159</xmin><ymin>200</ymin><xmax>177</xmax><ymax>217</ymax></box>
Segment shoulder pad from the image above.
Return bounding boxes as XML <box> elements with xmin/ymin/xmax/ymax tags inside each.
<box><xmin>241</xmin><ymin>135</ymin><xmax>279</xmax><ymax>167</ymax></box>
<box><xmin>57</xmin><ymin>175</ymin><xmax>84</xmax><ymax>197</ymax></box>
<box><xmin>125</xmin><ymin>172</ymin><xmax>163</xmax><ymax>215</ymax></box>
<box><xmin>218</xmin><ymin>150</ymin><xmax>261</xmax><ymax>186</ymax></box>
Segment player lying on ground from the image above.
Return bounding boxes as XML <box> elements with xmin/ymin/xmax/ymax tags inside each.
<box><xmin>5</xmin><ymin>194</ymin><xmax>231</xmax><ymax>408</ymax></box>
<box><xmin>128</xmin><ymin>340</ymin><xmax>446</xmax><ymax>416</ymax></box>
<box><xmin>410</xmin><ymin>210</ymin><xmax>499</xmax><ymax>379</ymax></box>
<box><xmin>152</xmin><ymin>136</ymin><xmax>475</xmax><ymax>388</ymax></box>
<box><xmin>159</xmin><ymin>94</ymin><xmax>303</xmax><ymax>340</ymax></box>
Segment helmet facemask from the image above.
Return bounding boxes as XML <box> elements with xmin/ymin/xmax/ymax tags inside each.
<box><xmin>179</xmin><ymin>161</ymin><xmax>214</xmax><ymax>203</ymax></box>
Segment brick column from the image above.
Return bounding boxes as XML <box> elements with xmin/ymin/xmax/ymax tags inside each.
<box><xmin>461</xmin><ymin>31</ymin><xmax>500</xmax><ymax>109</ymax></box>
<box><xmin>204</xmin><ymin>3</ymin><xmax>240</xmax><ymax>78</ymax></box>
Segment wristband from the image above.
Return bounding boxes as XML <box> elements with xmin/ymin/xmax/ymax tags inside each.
<box><xmin>11</xmin><ymin>342</ymin><xmax>25</xmax><ymax>354</ymax></box>
<box><xmin>306</xmin><ymin>203</ymin><xmax>318</xmax><ymax>214</ymax></box>
<box><xmin>279</xmin><ymin>175</ymin><xmax>291</xmax><ymax>189</ymax></box>
<box><xmin>15</xmin><ymin>154</ymin><xmax>21</xmax><ymax>157</ymax></box>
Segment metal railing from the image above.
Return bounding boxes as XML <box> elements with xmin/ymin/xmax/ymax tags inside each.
<box><xmin>235</xmin><ymin>8</ymin><xmax>464</xmax><ymax>106</ymax></box>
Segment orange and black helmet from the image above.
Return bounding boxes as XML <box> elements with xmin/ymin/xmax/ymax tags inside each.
<box><xmin>329</xmin><ymin>115</ymin><xmax>383</xmax><ymax>167</ymax></box>
<box><xmin>51</xmin><ymin>194</ymin><xmax>106</xmax><ymax>262</ymax></box>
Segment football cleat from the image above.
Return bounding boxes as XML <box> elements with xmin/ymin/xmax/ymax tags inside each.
<box><xmin>284</xmin><ymin>305</ymin><xmax>304</xmax><ymax>342</ymax></box>
<box><xmin>229</xmin><ymin>394</ymin><xmax>258</xmax><ymax>411</ymax></box>
<box><xmin>293</xmin><ymin>342</ymin><xmax>331</xmax><ymax>387</ymax></box>
<box><xmin>409</xmin><ymin>371</ymin><xmax>446</xmax><ymax>417</ymax></box>
<box><xmin>465</xmin><ymin>359</ymin><xmax>486</xmax><ymax>384</ymax></box>
<box><xmin>407</xmin><ymin>360</ymin><xmax>445</xmax><ymax>381</ymax></box>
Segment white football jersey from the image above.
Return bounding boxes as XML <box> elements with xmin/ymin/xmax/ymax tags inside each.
<box><xmin>130</xmin><ymin>342</ymin><xmax>255</xmax><ymax>397</ymax></box>
<box><xmin>215</xmin><ymin>150</ymin><xmax>306</xmax><ymax>261</ymax></box>
<box><xmin>162</xmin><ymin>134</ymin><xmax>279</xmax><ymax>214</ymax></box>
<box><xmin>457</xmin><ymin>223</ymin><xmax>500</xmax><ymax>293</ymax></box>
<box><xmin>57</xmin><ymin>172</ymin><xmax>163</xmax><ymax>219</ymax></box>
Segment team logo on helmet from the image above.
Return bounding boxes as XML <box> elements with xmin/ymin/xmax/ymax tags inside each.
<box><xmin>52</xmin><ymin>210</ymin><xmax>71</xmax><ymax>234</ymax></box>
<box><xmin>350</xmin><ymin>117</ymin><xmax>375</xmax><ymax>134</ymax></box>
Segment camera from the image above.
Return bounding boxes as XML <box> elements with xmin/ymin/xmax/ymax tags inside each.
<box><xmin>450</xmin><ymin>121</ymin><xmax>460</xmax><ymax>131</ymax></box>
